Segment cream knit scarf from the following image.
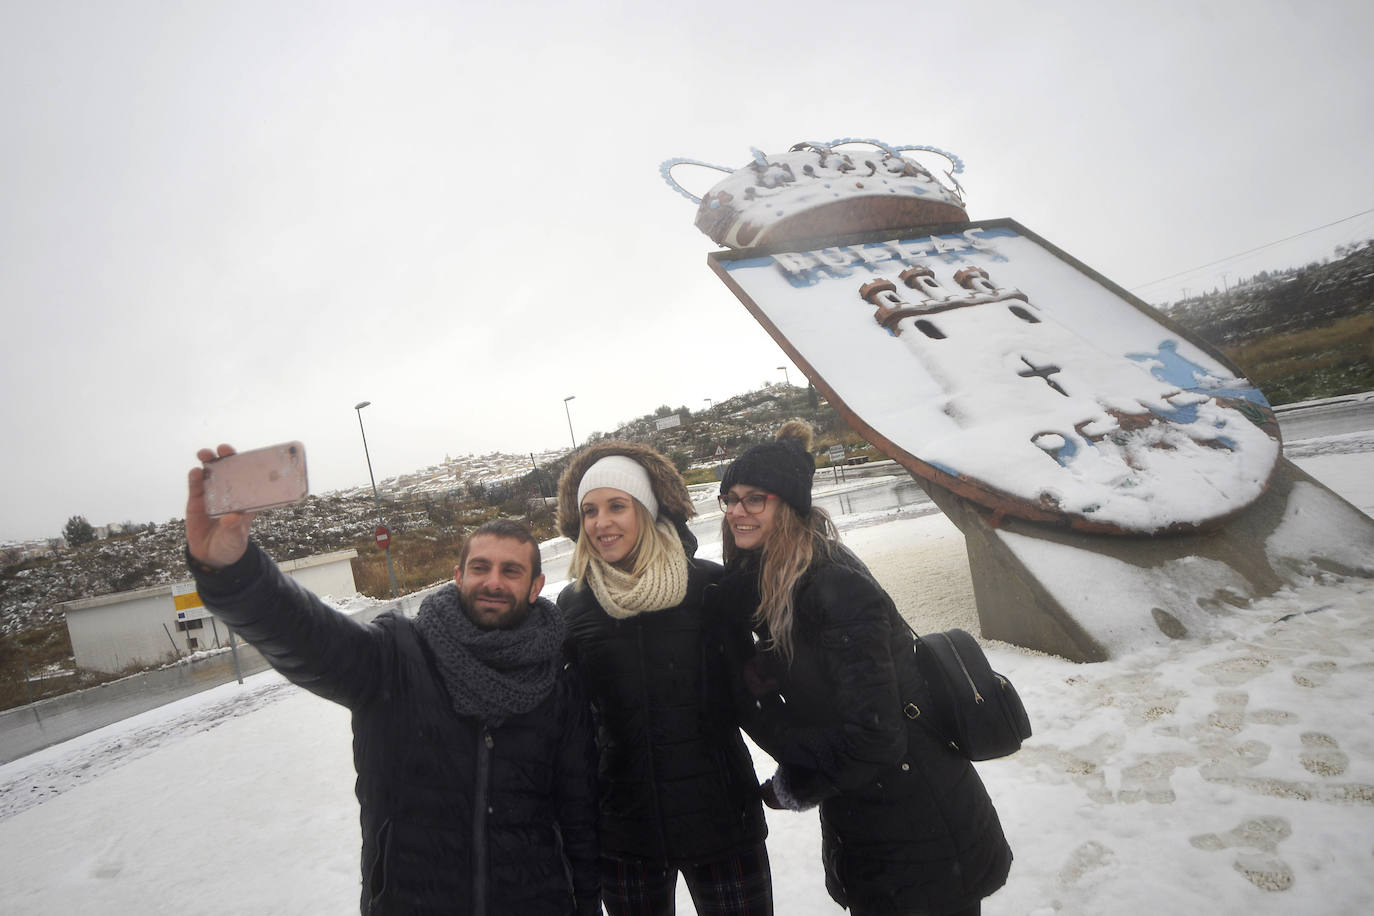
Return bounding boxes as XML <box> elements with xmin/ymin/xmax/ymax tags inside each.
<box><xmin>585</xmin><ymin>520</ymin><xmax>689</xmax><ymax>619</ymax></box>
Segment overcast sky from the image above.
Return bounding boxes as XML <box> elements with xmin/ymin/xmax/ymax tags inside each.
<box><xmin>3</xmin><ymin>0</ymin><xmax>1373</xmax><ymax>544</ymax></box>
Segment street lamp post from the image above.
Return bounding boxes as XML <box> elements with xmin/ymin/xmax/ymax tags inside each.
<box><xmin>563</xmin><ymin>396</ymin><xmax>577</xmax><ymax>449</ymax></box>
<box><xmin>777</xmin><ymin>366</ymin><xmax>790</xmax><ymax>387</ymax></box>
<box><xmin>354</xmin><ymin>400</ymin><xmax>399</xmax><ymax>598</ymax></box>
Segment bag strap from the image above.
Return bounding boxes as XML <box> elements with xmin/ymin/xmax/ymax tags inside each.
<box><xmin>890</xmin><ymin>612</ymin><xmax>961</xmax><ymax>749</ymax></box>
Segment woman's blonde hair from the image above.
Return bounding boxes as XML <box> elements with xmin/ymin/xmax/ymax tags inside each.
<box><xmin>570</xmin><ymin>496</ymin><xmax>681</xmax><ymax>585</ymax></box>
<box><xmin>722</xmin><ymin>500</ymin><xmax>839</xmax><ymax>663</ymax></box>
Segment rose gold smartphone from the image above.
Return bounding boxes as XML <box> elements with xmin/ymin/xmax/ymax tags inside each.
<box><xmin>202</xmin><ymin>441</ymin><xmax>309</xmax><ymax>517</ymax></box>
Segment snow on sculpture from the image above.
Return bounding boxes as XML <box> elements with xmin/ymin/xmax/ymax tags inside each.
<box><xmin>666</xmin><ymin>140</ymin><xmax>1282</xmax><ymax>535</ymax></box>
<box><xmin>662</xmin><ymin>139</ymin><xmax>968</xmax><ymax>249</ymax></box>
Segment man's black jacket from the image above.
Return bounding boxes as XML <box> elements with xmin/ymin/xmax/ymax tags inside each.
<box><xmin>192</xmin><ymin>544</ymin><xmax>600</xmax><ymax>915</ymax></box>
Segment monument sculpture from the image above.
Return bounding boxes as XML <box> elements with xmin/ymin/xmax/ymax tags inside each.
<box><xmin>663</xmin><ymin>139</ymin><xmax>1374</xmax><ymax>661</ymax></box>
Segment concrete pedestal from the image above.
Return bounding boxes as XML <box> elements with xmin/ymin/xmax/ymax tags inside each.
<box><xmin>922</xmin><ymin>458</ymin><xmax>1374</xmax><ymax>662</ymax></box>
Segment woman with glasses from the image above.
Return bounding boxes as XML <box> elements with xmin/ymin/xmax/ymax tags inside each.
<box><xmin>717</xmin><ymin>421</ymin><xmax>1011</xmax><ymax>916</ymax></box>
<box><xmin>555</xmin><ymin>442</ymin><xmax>772</xmax><ymax>915</ymax></box>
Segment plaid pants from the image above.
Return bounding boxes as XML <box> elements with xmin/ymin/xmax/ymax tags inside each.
<box><xmin>599</xmin><ymin>843</ymin><xmax>773</xmax><ymax>916</ymax></box>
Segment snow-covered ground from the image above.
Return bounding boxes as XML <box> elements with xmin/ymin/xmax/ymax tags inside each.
<box><xmin>1</xmin><ymin>440</ymin><xmax>1370</xmax><ymax>915</ymax></box>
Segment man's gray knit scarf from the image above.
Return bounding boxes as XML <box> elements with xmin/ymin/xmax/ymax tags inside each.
<box><xmin>413</xmin><ymin>584</ymin><xmax>565</xmax><ymax>725</ymax></box>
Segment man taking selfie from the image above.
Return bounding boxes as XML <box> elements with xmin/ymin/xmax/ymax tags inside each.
<box><xmin>185</xmin><ymin>444</ymin><xmax>600</xmax><ymax>915</ymax></box>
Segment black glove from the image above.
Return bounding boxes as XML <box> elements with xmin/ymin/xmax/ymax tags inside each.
<box><xmin>759</xmin><ymin>778</ymin><xmax>785</xmax><ymax>810</ymax></box>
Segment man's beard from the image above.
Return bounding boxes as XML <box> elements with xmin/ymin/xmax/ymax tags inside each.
<box><xmin>461</xmin><ymin>586</ymin><xmax>531</xmax><ymax>630</ymax></box>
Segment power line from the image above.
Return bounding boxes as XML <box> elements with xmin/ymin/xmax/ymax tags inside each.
<box><xmin>1130</xmin><ymin>206</ymin><xmax>1374</xmax><ymax>291</ymax></box>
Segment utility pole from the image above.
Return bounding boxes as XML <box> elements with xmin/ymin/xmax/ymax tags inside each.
<box><xmin>354</xmin><ymin>401</ymin><xmax>399</xmax><ymax>598</ymax></box>
<box><xmin>563</xmin><ymin>396</ymin><xmax>578</xmax><ymax>449</ymax></box>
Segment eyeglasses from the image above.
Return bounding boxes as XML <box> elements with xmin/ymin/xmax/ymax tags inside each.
<box><xmin>718</xmin><ymin>492</ymin><xmax>777</xmax><ymax>515</ymax></box>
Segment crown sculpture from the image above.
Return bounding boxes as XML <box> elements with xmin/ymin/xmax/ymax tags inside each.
<box><xmin>662</xmin><ymin>139</ymin><xmax>968</xmax><ymax>249</ymax></box>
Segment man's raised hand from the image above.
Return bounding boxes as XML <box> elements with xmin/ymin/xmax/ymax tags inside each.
<box><xmin>186</xmin><ymin>444</ymin><xmax>255</xmax><ymax>570</ymax></box>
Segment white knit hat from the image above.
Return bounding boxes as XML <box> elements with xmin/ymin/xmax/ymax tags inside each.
<box><xmin>576</xmin><ymin>455</ymin><xmax>659</xmax><ymax>519</ymax></box>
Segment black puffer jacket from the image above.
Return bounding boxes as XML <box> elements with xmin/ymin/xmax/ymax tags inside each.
<box><xmin>192</xmin><ymin>545</ymin><xmax>600</xmax><ymax>916</ymax></box>
<box><xmin>558</xmin><ymin>554</ymin><xmax>767</xmax><ymax>863</ymax></box>
<box><xmin>720</xmin><ymin>548</ymin><xmax>1012</xmax><ymax>915</ymax></box>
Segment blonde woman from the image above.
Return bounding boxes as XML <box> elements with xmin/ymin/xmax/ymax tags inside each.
<box><xmin>556</xmin><ymin>442</ymin><xmax>772</xmax><ymax>915</ymax></box>
<box><xmin>717</xmin><ymin>422</ymin><xmax>1011</xmax><ymax>916</ymax></box>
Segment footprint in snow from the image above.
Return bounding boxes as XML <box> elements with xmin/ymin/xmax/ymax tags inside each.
<box><xmin>1189</xmin><ymin>815</ymin><xmax>1294</xmax><ymax>892</ymax></box>
<box><xmin>1292</xmin><ymin>659</ymin><xmax>1338</xmax><ymax>689</ymax></box>
<box><xmin>1057</xmin><ymin>839</ymin><xmax>1114</xmax><ymax>888</ymax></box>
<box><xmin>1298</xmin><ymin>731</ymin><xmax>1348</xmax><ymax>777</ymax></box>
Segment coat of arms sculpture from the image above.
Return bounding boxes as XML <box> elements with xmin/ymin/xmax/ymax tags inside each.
<box><xmin>664</xmin><ymin>140</ymin><xmax>1281</xmax><ymax>536</ymax></box>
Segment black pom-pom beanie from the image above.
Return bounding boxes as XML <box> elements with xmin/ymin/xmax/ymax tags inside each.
<box><xmin>720</xmin><ymin>422</ymin><xmax>816</xmax><ymax>514</ymax></box>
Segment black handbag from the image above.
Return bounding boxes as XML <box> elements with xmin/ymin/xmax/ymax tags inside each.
<box><xmin>906</xmin><ymin>628</ymin><xmax>1032</xmax><ymax>761</ymax></box>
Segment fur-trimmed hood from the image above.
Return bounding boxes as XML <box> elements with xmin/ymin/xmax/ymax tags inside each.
<box><xmin>556</xmin><ymin>441</ymin><xmax>696</xmax><ymax>541</ymax></box>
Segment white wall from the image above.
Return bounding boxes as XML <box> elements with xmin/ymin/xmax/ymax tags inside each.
<box><xmin>61</xmin><ymin>550</ymin><xmax>358</xmax><ymax>674</ymax></box>
<box><xmin>279</xmin><ymin>551</ymin><xmax>358</xmax><ymax>598</ymax></box>
<box><xmin>65</xmin><ymin>586</ymin><xmax>183</xmax><ymax>674</ymax></box>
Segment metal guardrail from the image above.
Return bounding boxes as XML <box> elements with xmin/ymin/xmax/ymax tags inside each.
<box><xmin>1271</xmin><ymin>390</ymin><xmax>1374</xmax><ymax>413</ymax></box>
